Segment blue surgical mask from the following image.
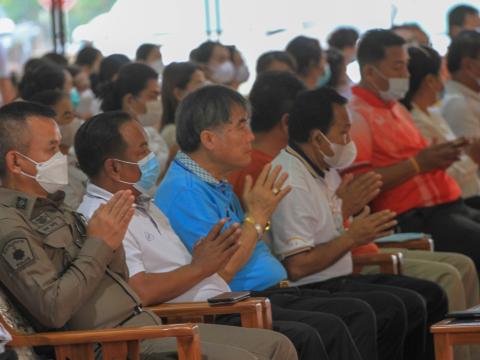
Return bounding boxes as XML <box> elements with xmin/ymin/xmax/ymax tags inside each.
<box><xmin>70</xmin><ymin>88</ymin><xmax>80</xmax><ymax>108</ymax></box>
<box><xmin>115</xmin><ymin>152</ymin><xmax>161</xmax><ymax>194</ymax></box>
<box><xmin>317</xmin><ymin>65</ymin><xmax>332</xmax><ymax>88</ymax></box>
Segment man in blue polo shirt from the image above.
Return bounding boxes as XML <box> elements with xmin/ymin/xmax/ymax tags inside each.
<box><xmin>156</xmin><ymin>85</ymin><xmax>413</xmax><ymax>360</ymax></box>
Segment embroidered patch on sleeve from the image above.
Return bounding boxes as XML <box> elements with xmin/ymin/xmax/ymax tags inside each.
<box><xmin>2</xmin><ymin>238</ymin><xmax>35</xmax><ymax>271</ymax></box>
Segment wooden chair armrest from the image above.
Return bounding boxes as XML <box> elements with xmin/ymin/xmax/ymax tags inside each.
<box><xmin>376</xmin><ymin>237</ymin><xmax>434</xmax><ymax>251</ymax></box>
<box><xmin>353</xmin><ymin>253</ymin><xmax>402</xmax><ymax>275</ymax></box>
<box><xmin>147</xmin><ymin>298</ymin><xmax>270</xmax><ymax>329</ymax></box>
<box><xmin>8</xmin><ymin>324</ymin><xmax>201</xmax><ymax>360</ymax></box>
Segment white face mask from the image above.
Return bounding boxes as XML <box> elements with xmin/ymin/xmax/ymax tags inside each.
<box><xmin>59</xmin><ymin>118</ymin><xmax>82</xmax><ymax>149</ymax></box>
<box><xmin>210</xmin><ymin>61</ymin><xmax>235</xmax><ymax>84</ymax></box>
<box><xmin>16</xmin><ymin>151</ymin><xmax>68</xmax><ymax>193</ymax></box>
<box><xmin>149</xmin><ymin>59</ymin><xmax>165</xmax><ymax>75</ymax></box>
<box><xmin>137</xmin><ymin>98</ymin><xmax>163</xmax><ymax>128</ymax></box>
<box><xmin>373</xmin><ymin>67</ymin><xmax>409</xmax><ymax>101</ymax></box>
<box><xmin>235</xmin><ymin>64</ymin><xmax>250</xmax><ymax>83</ymax></box>
<box><xmin>319</xmin><ymin>133</ymin><xmax>357</xmax><ymax>169</ymax></box>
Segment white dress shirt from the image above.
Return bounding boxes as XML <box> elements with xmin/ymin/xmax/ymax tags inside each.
<box><xmin>267</xmin><ymin>146</ymin><xmax>353</xmax><ymax>286</ymax></box>
<box><xmin>77</xmin><ymin>183</ymin><xmax>230</xmax><ymax>303</ymax></box>
<box><xmin>411</xmin><ymin>103</ymin><xmax>480</xmax><ymax>199</ymax></box>
<box><xmin>442</xmin><ymin>80</ymin><xmax>480</xmax><ymax>138</ymax></box>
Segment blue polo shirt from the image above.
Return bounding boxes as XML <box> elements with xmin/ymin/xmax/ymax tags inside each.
<box><xmin>155</xmin><ymin>152</ymin><xmax>287</xmax><ymax>291</ymax></box>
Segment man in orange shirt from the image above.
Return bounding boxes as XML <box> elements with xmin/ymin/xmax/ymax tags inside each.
<box><xmin>348</xmin><ymin>28</ymin><xmax>480</xmax><ymax>273</ymax></box>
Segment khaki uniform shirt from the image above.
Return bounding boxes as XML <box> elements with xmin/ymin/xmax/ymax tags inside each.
<box><xmin>0</xmin><ymin>188</ymin><xmax>160</xmax><ymax>331</ymax></box>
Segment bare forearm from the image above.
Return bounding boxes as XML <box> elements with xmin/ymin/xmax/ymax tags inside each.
<box><xmin>218</xmin><ymin>225</ymin><xmax>258</xmax><ymax>282</ymax></box>
<box><xmin>128</xmin><ymin>264</ymin><xmax>207</xmax><ymax>306</ymax></box>
<box><xmin>284</xmin><ymin>235</ymin><xmax>355</xmax><ymax>281</ymax></box>
<box><xmin>375</xmin><ymin>159</ymin><xmax>417</xmax><ymax>191</ymax></box>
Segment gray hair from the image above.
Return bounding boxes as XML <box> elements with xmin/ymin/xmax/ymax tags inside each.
<box><xmin>175</xmin><ymin>85</ymin><xmax>249</xmax><ymax>153</ymax></box>
<box><xmin>0</xmin><ymin>101</ymin><xmax>55</xmax><ymax>177</ymax></box>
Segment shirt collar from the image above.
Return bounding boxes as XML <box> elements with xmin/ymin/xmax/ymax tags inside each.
<box><xmin>86</xmin><ymin>183</ymin><xmax>152</xmax><ymax>210</ymax></box>
<box><xmin>445</xmin><ymin>80</ymin><xmax>480</xmax><ymax>102</ymax></box>
<box><xmin>0</xmin><ymin>187</ymin><xmax>65</xmax><ymax>219</ymax></box>
<box><xmin>175</xmin><ymin>151</ymin><xmax>228</xmax><ymax>186</ymax></box>
<box><xmin>286</xmin><ymin>142</ymin><xmax>326</xmax><ymax>179</ymax></box>
<box><xmin>352</xmin><ymin>85</ymin><xmax>396</xmax><ymax>109</ymax></box>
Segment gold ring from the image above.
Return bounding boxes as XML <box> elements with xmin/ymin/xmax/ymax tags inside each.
<box><xmin>272</xmin><ymin>188</ymin><xmax>280</xmax><ymax>195</ymax></box>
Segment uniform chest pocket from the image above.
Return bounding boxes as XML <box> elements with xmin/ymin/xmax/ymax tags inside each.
<box><xmin>43</xmin><ymin>227</ymin><xmax>79</xmax><ymax>274</ymax></box>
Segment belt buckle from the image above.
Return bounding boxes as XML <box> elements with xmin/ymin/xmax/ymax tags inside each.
<box><xmin>278</xmin><ymin>280</ymin><xmax>289</xmax><ymax>288</ymax></box>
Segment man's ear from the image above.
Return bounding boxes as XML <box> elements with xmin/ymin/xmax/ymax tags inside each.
<box><xmin>362</xmin><ymin>63</ymin><xmax>376</xmax><ymax>82</ymax></box>
<box><xmin>310</xmin><ymin>129</ymin><xmax>334</xmax><ymax>157</ymax></box>
<box><xmin>280</xmin><ymin>113</ymin><xmax>289</xmax><ymax>136</ymax></box>
<box><xmin>104</xmin><ymin>158</ymin><xmax>121</xmax><ymax>181</ymax></box>
<box><xmin>5</xmin><ymin>151</ymin><xmax>22</xmax><ymax>175</ymax></box>
<box><xmin>122</xmin><ymin>93</ymin><xmax>136</xmax><ymax>114</ymax></box>
<box><xmin>199</xmin><ymin>129</ymin><xmax>218</xmax><ymax>151</ymax></box>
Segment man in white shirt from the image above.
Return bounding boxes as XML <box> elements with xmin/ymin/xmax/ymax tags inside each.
<box><xmin>442</xmin><ymin>30</ymin><xmax>480</xmax><ymax>139</ymax></box>
<box><xmin>269</xmin><ymin>87</ymin><xmax>448</xmax><ymax>360</ymax></box>
<box><xmin>74</xmin><ymin>109</ymin><xmax>357</xmax><ymax>360</ymax></box>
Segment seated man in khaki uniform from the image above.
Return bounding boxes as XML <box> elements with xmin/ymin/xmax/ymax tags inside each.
<box><xmin>0</xmin><ymin>101</ymin><xmax>297</xmax><ymax>360</ymax></box>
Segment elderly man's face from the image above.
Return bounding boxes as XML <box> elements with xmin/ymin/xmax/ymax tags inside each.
<box><xmin>209</xmin><ymin>104</ymin><xmax>254</xmax><ymax>172</ymax></box>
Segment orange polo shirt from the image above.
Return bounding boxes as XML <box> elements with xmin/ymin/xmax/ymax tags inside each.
<box><xmin>349</xmin><ymin>86</ymin><xmax>461</xmax><ymax>215</ymax></box>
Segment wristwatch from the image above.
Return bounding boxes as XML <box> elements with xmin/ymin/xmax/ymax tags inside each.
<box><xmin>244</xmin><ymin>215</ymin><xmax>270</xmax><ymax>239</ymax></box>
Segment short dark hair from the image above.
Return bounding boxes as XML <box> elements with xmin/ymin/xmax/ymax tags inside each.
<box><xmin>42</xmin><ymin>52</ymin><xmax>68</xmax><ymax>67</ymax></box>
<box><xmin>250</xmin><ymin>71</ymin><xmax>305</xmax><ymax>133</ymax></box>
<box><xmin>357</xmin><ymin>29</ymin><xmax>406</xmax><ymax>68</ymax></box>
<box><xmin>401</xmin><ymin>46</ymin><xmax>441</xmax><ymax>110</ymax></box>
<box><xmin>161</xmin><ymin>62</ymin><xmax>199</xmax><ymax>126</ymax></box>
<box><xmin>256</xmin><ymin>51</ymin><xmax>297</xmax><ymax>74</ymax></box>
<box><xmin>327</xmin><ymin>27</ymin><xmax>359</xmax><ymax>50</ymax></box>
<box><xmin>325</xmin><ymin>48</ymin><xmax>345</xmax><ymax>88</ymax></box>
<box><xmin>100</xmin><ymin>63</ymin><xmax>158</xmax><ymax>112</ymax></box>
<box><xmin>66</xmin><ymin>64</ymin><xmax>82</xmax><ymax>78</ymax></box>
<box><xmin>136</xmin><ymin>43</ymin><xmax>160</xmax><ymax>62</ymax></box>
<box><xmin>94</xmin><ymin>54</ymin><xmax>131</xmax><ymax>97</ymax></box>
<box><xmin>447</xmin><ymin>30</ymin><xmax>480</xmax><ymax>73</ymax></box>
<box><xmin>190</xmin><ymin>41</ymin><xmax>222</xmax><ymax>64</ymax></box>
<box><xmin>19</xmin><ymin>61</ymin><xmax>67</xmax><ymax>100</ymax></box>
<box><xmin>448</xmin><ymin>4</ymin><xmax>478</xmax><ymax>31</ymax></box>
<box><xmin>286</xmin><ymin>36</ymin><xmax>322</xmax><ymax>76</ymax></box>
<box><xmin>0</xmin><ymin>101</ymin><xmax>55</xmax><ymax>177</ymax></box>
<box><xmin>74</xmin><ymin>111</ymin><xmax>133</xmax><ymax>179</ymax></box>
<box><xmin>176</xmin><ymin>85</ymin><xmax>248</xmax><ymax>153</ymax></box>
<box><xmin>30</xmin><ymin>89</ymin><xmax>69</xmax><ymax>108</ymax></box>
<box><xmin>289</xmin><ymin>87</ymin><xmax>347</xmax><ymax>143</ymax></box>
<box><xmin>75</xmin><ymin>46</ymin><xmax>102</xmax><ymax>67</ymax></box>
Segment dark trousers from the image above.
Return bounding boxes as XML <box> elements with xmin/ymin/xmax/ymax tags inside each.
<box><xmin>217</xmin><ymin>288</ymin><xmax>369</xmax><ymax>360</ymax></box>
<box><xmin>301</xmin><ymin>273</ymin><xmax>448</xmax><ymax>360</ymax></box>
<box><xmin>397</xmin><ymin>198</ymin><xmax>480</xmax><ymax>271</ymax></box>
<box><xmin>464</xmin><ymin>195</ymin><xmax>480</xmax><ymax>210</ymax></box>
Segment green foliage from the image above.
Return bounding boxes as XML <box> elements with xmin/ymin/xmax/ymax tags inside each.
<box><xmin>66</xmin><ymin>0</ymin><xmax>116</xmax><ymax>36</ymax></box>
<box><xmin>1</xmin><ymin>0</ymin><xmax>117</xmax><ymax>36</ymax></box>
<box><xmin>0</xmin><ymin>0</ymin><xmax>43</xmax><ymax>23</ymax></box>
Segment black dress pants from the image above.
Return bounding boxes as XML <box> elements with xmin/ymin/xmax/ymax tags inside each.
<box><xmin>301</xmin><ymin>273</ymin><xmax>448</xmax><ymax>360</ymax></box>
<box><xmin>217</xmin><ymin>287</ymin><xmax>371</xmax><ymax>360</ymax></box>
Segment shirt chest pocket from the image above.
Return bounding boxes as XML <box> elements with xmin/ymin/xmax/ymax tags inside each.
<box><xmin>42</xmin><ymin>227</ymin><xmax>80</xmax><ymax>274</ymax></box>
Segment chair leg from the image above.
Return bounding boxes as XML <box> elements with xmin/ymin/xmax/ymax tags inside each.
<box><xmin>177</xmin><ymin>333</ymin><xmax>202</xmax><ymax>360</ymax></box>
<box><xmin>55</xmin><ymin>343</ymin><xmax>95</xmax><ymax>360</ymax></box>
<box><xmin>434</xmin><ymin>334</ymin><xmax>454</xmax><ymax>360</ymax></box>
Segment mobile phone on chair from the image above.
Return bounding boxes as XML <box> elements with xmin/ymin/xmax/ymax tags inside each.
<box><xmin>207</xmin><ymin>291</ymin><xmax>251</xmax><ymax>305</ymax></box>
